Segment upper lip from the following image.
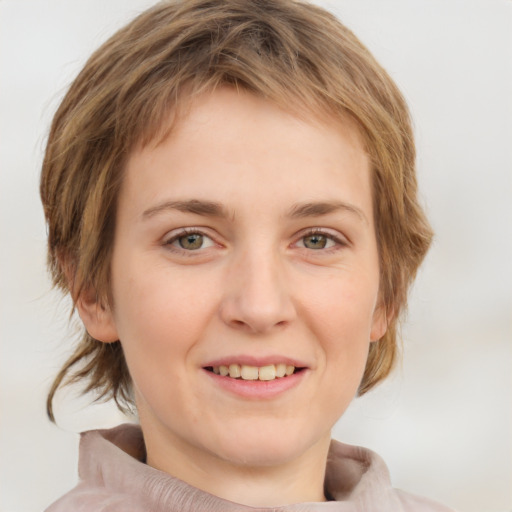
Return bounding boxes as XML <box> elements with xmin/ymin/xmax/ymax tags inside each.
<box><xmin>203</xmin><ymin>355</ymin><xmax>309</xmax><ymax>368</ymax></box>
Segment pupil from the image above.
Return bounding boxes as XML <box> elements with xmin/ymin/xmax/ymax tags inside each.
<box><xmin>179</xmin><ymin>233</ymin><xmax>203</xmax><ymax>250</ymax></box>
<box><xmin>304</xmin><ymin>234</ymin><xmax>327</xmax><ymax>249</ymax></box>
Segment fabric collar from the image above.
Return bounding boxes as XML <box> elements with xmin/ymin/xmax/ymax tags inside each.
<box><xmin>77</xmin><ymin>423</ymin><xmax>405</xmax><ymax>511</ymax></box>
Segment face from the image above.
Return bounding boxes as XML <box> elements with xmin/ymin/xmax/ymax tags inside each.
<box><xmin>81</xmin><ymin>88</ymin><xmax>386</xmax><ymax>480</ymax></box>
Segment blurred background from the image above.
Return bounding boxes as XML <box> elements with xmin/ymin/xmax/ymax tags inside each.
<box><xmin>0</xmin><ymin>1</ymin><xmax>510</xmax><ymax>511</ymax></box>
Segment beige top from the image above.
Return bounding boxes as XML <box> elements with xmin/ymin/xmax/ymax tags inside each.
<box><xmin>45</xmin><ymin>423</ymin><xmax>456</xmax><ymax>511</ymax></box>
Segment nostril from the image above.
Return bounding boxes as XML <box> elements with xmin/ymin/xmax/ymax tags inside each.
<box><xmin>229</xmin><ymin>319</ymin><xmax>249</xmax><ymax>330</ymax></box>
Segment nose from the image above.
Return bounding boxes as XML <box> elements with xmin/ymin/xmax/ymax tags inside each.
<box><xmin>219</xmin><ymin>247</ymin><xmax>296</xmax><ymax>334</ymax></box>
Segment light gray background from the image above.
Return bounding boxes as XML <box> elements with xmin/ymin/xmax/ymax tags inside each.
<box><xmin>1</xmin><ymin>1</ymin><xmax>511</xmax><ymax>511</ymax></box>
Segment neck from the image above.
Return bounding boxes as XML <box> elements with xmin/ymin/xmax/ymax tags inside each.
<box><xmin>142</xmin><ymin>421</ymin><xmax>331</xmax><ymax>507</ymax></box>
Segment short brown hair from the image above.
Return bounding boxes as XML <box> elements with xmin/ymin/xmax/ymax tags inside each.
<box><xmin>41</xmin><ymin>0</ymin><xmax>433</xmax><ymax>420</ymax></box>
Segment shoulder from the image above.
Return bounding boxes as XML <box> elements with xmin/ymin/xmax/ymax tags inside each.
<box><xmin>44</xmin><ymin>483</ymin><xmax>145</xmax><ymax>512</ymax></box>
<box><xmin>44</xmin><ymin>424</ymin><xmax>149</xmax><ymax>512</ymax></box>
<box><xmin>326</xmin><ymin>440</ymin><xmax>457</xmax><ymax>512</ymax></box>
<box><xmin>395</xmin><ymin>488</ymin><xmax>459</xmax><ymax>512</ymax></box>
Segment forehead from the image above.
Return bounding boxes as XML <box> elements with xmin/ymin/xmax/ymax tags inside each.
<box><xmin>121</xmin><ymin>87</ymin><xmax>372</xmax><ymax>220</ymax></box>
<box><xmin>135</xmin><ymin>85</ymin><xmax>366</xmax><ymax>160</ymax></box>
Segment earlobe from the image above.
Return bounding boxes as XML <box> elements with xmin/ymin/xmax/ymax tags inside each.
<box><xmin>370</xmin><ymin>304</ymin><xmax>391</xmax><ymax>343</ymax></box>
<box><xmin>76</xmin><ymin>288</ymin><xmax>119</xmax><ymax>343</ymax></box>
<box><xmin>58</xmin><ymin>252</ymin><xmax>118</xmax><ymax>343</ymax></box>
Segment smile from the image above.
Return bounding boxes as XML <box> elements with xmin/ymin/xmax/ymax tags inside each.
<box><xmin>205</xmin><ymin>363</ymin><xmax>300</xmax><ymax>381</ymax></box>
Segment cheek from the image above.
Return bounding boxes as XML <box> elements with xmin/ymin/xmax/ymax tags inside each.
<box><xmin>110</xmin><ymin>259</ymin><xmax>217</xmax><ymax>362</ymax></box>
<box><xmin>113</xmin><ymin>284</ymin><xmax>164</xmax><ymax>348</ymax></box>
<box><xmin>110</xmin><ymin>266</ymin><xmax>215</xmax><ymax>412</ymax></box>
<box><xmin>303</xmin><ymin>272</ymin><xmax>378</xmax><ymax>390</ymax></box>
<box><xmin>305</xmin><ymin>271</ymin><xmax>379</xmax><ymax>342</ymax></box>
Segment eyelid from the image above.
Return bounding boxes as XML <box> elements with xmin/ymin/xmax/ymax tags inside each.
<box><xmin>162</xmin><ymin>227</ymin><xmax>218</xmax><ymax>251</ymax></box>
<box><xmin>161</xmin><ymin>226</ymin><xmax>348</xmax><ymax>253</ymax></box>
<box><xmin>293</xmin><ymin>227</ymin><xmax>350</xmax><ymax>250</ymax></box>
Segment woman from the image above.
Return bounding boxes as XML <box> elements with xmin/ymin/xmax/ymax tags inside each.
<box><xmin>40</xmin><ymin>0</ymin><xmax>454</xmax><ymax>510</ymax></box>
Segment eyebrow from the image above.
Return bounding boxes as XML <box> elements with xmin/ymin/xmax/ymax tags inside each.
<box><xmin>142</xmin><ymin>199</ymin><xmax>230</xmax><ymax>219</ymax></box>
<box><xmin>287</xmin><ymin>201</ymin><xmax>368</xmax><ymax>224</ymax></box>
<box><xmin>141</xmin><ymin>198</ymin><xmax>367</xmax><ymax>224</ymax></box>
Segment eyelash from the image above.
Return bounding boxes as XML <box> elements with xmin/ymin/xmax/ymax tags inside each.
<box><xmin>295</xmin><ymin>228</ymin><xmax>348</xmax><ymax>252</ymax></box>
<box><xmin>162</xmin><ymin>227</ymin><xmax>348</xmax><ymax>255</ymax></box>
<box><xmin>163</xmin><ymin>228</ymin><xmax>215</xmax><ymax>254</ymax></box>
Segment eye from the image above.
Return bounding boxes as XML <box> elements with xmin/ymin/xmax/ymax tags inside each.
<box><xmin>301</xmin><ymin>233</ymin><xmax>333</xmax><ymax>250</ymax></box>
<box><xmin>165</xmin><ymin>230</ymin><xmax>215</xmax><ymax>251</ymax></box>
<box><xmin>295</xmin><ymin>230</ymin><xmax>345</xmax><ymax>251</ymax></box>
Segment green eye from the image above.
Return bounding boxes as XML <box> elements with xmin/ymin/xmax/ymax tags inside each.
<box><xmin>302</xmin><ymin>234</ymin><xmax>328</xmax><ymax>249</ymax></box>
<box><xmin>178</xmin><ymin>233</ymin><xmax>204</xmax><ymax>250</ymax></box>
<box><xmin>165</xmin><ymin>230</ymin><xmax>215</xmax><ymax>252</ymax></box>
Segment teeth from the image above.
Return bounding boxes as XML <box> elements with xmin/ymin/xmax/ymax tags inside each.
<box><xmin>241</xmin><ymin>365</ymin><xmax>259</xmax><ymax>380</ymax></box>
<box><xmin>275</xmin><ymin>363</ymin><xmax>287</xmax><ymax>378</ymax></box>
<box><xmin>258</xmin><ymin>365</ymin><xmax>276</xmax><ymax>381</ymax></box>
<box><xmin>229</xmin><ymin>364</ymin><xmax>241</xmax><ymax>378</ymax></box>
<box><xmin>211</xmin><ymin>363</ymin><xmax>297</xmax><ymax>381</ymax></box>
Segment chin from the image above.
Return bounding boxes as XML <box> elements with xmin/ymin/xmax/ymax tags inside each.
<box><xmin>210</xmin><ymin>424</ymin><xmax>327</xmax><ymax>468</ymax></box>
<box><xmin>217</xmin><ymin>444</ymin><xmax>299</xmax><ymax>468</ymax></box>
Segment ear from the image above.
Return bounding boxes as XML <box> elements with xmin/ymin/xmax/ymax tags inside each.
<box><xmin>76</xmin><ymin>287</ymin><xmax>119</xmax><ymax>343</ymax></box>
<box><xmin>370</xmin><ymin>303</ymin><xmax>391</xmax><ymax>343</ymax></box>
<box><xmin>57</xmin><ymin>251</ymin><xmax>119</xmax><ymax>343</ymax></box>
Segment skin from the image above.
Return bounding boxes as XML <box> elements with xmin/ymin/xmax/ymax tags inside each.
<box><xmin>78</xmin><ymin>87</ymin><xmax>387</xmax><ymax>507</ymax></box>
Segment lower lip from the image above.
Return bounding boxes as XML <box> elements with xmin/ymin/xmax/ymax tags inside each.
<box><xmin>203</xmin><ymin>369</ymin><xmax>307</xmax><ymax>399</ymax></box>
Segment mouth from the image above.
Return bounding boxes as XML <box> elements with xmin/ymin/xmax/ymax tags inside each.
<box><xmin>204</xmin><ymin>363</ymin><xmax>305</xmax><ymax>382</ymax></box>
